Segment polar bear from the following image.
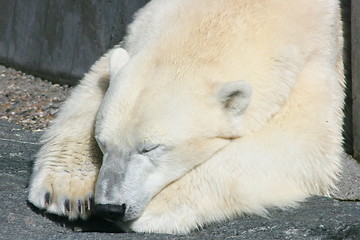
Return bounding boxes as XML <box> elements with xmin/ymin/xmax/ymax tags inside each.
<box><xmin>28</xmin><ymin>0</ymin><xmax>345</xmax><ymax>234</ymax></box>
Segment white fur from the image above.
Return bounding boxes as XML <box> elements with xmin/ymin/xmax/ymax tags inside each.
<box><xmin>28</xmin><ymin>0</ymin><xmax>345</xmax><ymax>234</ymax></box>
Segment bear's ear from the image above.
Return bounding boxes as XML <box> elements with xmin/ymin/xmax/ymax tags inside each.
<box><xmin>109</xmin><ymin>47</ymin><xmax>129</xmax><ymax>77</ymax></box>
<box><xmin>217</xmin><ymin>80</ymin><xmax>252</xmax><ymax>115</ymax></box>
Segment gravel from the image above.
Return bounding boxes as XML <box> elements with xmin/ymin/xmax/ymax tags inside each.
<box><xmin>333</xmin><ymin>154</ymin><xmax>360</xmax><ymax>200</ymax></box>
<box><xmin>0</xmin><ymin>65</ymin><xmax>71</xmax><ymax>131</ymax></box>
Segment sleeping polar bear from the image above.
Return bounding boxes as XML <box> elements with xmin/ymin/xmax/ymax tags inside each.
<box><xmin>28</xmin><ymin>0</ymin><xmax>345</xmax><ymax>234</ymax></box>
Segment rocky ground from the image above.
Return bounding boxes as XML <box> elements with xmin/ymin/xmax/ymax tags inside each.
<box><xmin>0</xmin><ymin>65</ymin><xmax>71</xmax><ymax>131</ymax></box>
<box><xmin>0</xmin><ymin>65</ymin><xmax>359</xmax><ymax>239</ymax></box>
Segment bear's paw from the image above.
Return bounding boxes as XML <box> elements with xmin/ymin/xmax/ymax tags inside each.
<box><xmin>28</xmin><ymin>159</ymin><xmax>99</xmax><ymax>220</ymax></box>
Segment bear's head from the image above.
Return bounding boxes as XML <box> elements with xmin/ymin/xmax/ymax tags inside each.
<box><xmin>94</xmin><ymin>48</ymin><xmax>252</xmax><ymax>223</ymax></box>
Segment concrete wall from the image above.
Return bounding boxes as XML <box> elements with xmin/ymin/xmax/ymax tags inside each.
<box><xmin>0</xmin><ymin>0</ymin><xmax>149</xmax><ymax>85</ymax></box>
<box><xmin>342</xmin><ymin>0</ymin><xmax>352</xmax><ymax>156</ymax></box>
<box><xmin>352</xmin><ymin>0</ymin><xmax>360</xmax><ymax>160</ymax></box>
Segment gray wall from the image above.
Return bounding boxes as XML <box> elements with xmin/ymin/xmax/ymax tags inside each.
<box><xmin>0</xmin><ymin>0</ymin><xmax>149</xmax><ymax>85</ymax></box>
<box><xmin>352</xmin><ymin>0</ymin><xmax>360</xmax><ymax>160</ymax></box>
<box><xmin>342</xmin><ymin>0</ymin><xmax>352</xmax><ymax>156</ymax></box>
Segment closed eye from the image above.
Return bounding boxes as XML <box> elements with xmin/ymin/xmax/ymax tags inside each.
<box><xmin>139</xmin><ymin>144</ymin><xmax>160</xmax><ymax>154</ymax></box>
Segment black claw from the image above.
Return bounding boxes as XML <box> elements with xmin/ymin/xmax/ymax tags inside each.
<box><xmin>77</xmin><ymin>200</ymin><xmax>84</xmax><ymax>214</ymax></box>
<box><xmin>85</xmin><ymin>199</ymin><xmax>89</xmax><ymax>211</ymax></box>
<box><xmin>44</xmin><ymin>192</ymin><xmax>51</xmax><ymax>206</ymax></box>
<box><xmin>86</xmin><ymin>196</ymin><xmax>94</xmax><ymax>211</ymax></box>
<box><xmin>64</xmin><ymin>199</ymin><xmax>71</xmax><ymax>212</ymax></box>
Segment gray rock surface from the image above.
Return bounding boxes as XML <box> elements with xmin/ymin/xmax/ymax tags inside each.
<box><xmin>333</xmin><ymin>154</ymin><xmax>360</xmax><ymax>201</ymax></box>
<box><xmin>0</xmin><ymin>120</ymin><xmax>359</xmax><ymax>240</ymax></box>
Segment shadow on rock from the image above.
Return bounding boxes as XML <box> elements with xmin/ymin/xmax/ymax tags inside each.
<box><xmin>27</xmin><ymin>200</ymin><xmax>125</xmax><ymax>233</ymax></box>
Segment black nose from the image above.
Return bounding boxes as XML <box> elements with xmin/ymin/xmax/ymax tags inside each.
<box><xmin>95</xmin><ymin>204</ymin><xmax>126</xmax><ymax>222</ymax></box>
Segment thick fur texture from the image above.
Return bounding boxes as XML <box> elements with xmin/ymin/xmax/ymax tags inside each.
<box><xmin>28</xmin><ymin>0</ymin><xmax>345</xmax><ymax>234</ymax></box>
